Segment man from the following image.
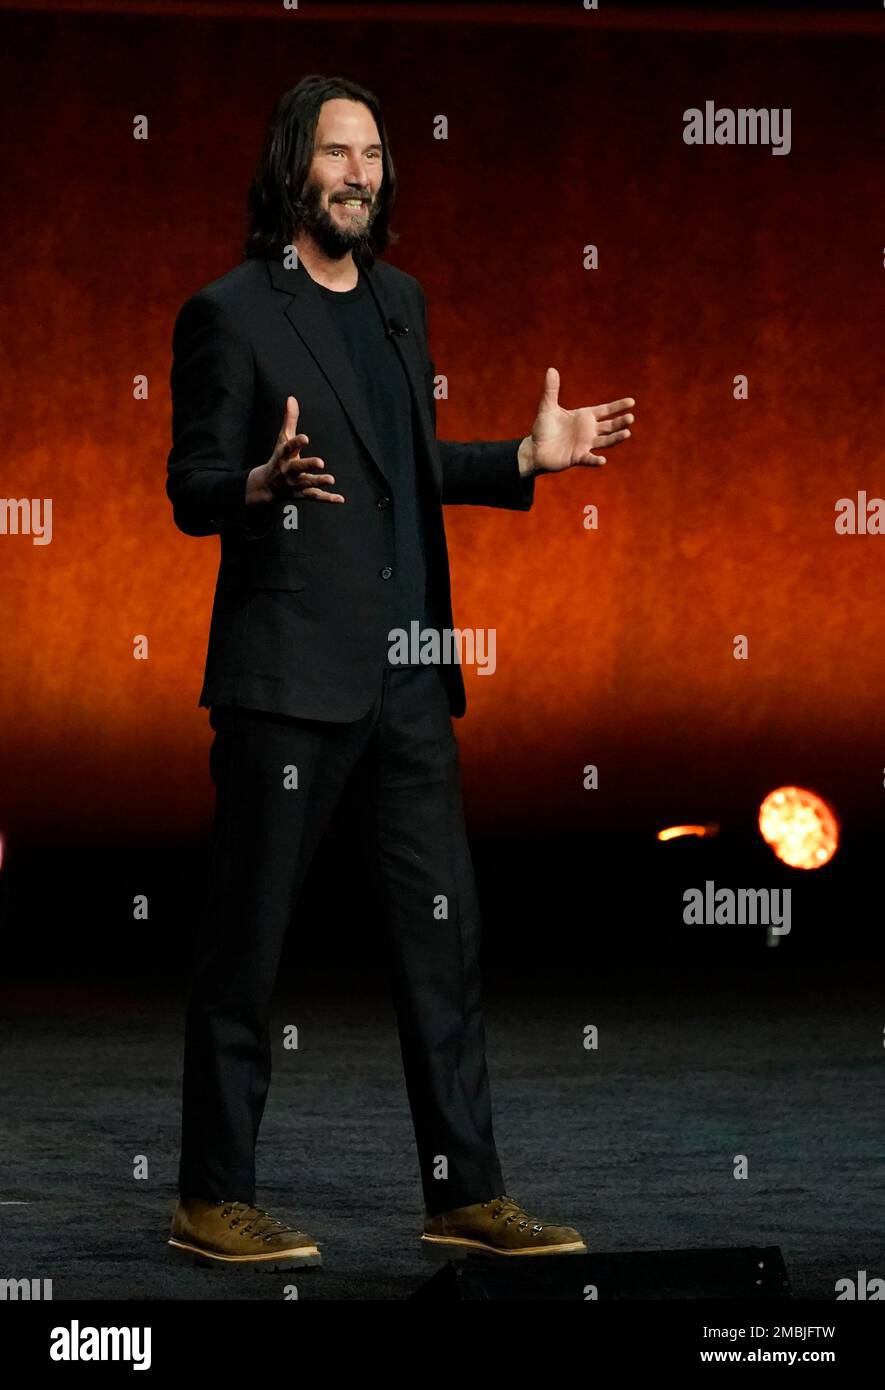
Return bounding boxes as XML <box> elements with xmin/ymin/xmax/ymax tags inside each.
<box><xmin>165</xmin><ymin>74</ymin><xmax>635</xmax><ymax>1271</ymax></box>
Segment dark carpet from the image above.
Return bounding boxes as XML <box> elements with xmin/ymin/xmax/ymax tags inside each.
<box><xmin>2</xmin><ymin>966</ymin><xmax>882</xmax><ymax>1300</ymax></box>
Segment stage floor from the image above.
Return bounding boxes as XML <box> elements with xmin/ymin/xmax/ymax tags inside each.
<box><xmin>1</xmin><ymin>968</ymin><xmax>881</xmax><ymax>1300</ymax></box>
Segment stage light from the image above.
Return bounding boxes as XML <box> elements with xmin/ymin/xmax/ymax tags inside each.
<box><xmin>758</xmin><ymin>786</ymin><xmax>839</xmax><ymax>869</ymax></box>
<box><xmin>657</xmin><ymin>824</ymin><xmax>720</xmax><ymax>841</ymax></box>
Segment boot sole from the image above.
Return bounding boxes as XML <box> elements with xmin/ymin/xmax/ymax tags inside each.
<box><xmin>167</xmin><ymin>1237</ymin><xmax>322</xmax><ymax>1270</ymax></box>
<box><xmin>420</xmin><ymin>1235</ymin><xmax>587</xmax><ymax>1260</ymax></box>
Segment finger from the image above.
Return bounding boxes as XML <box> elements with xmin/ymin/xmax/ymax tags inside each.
<box><xmin>280</xmin><ymin>434</ymin><xmax>310</xmax><ymax>458</ymax></box>
<box><xmin>578</xmin><ymin>454</ymin><xmax>606</xmax><ymax>466</ymax></box>
<box><xmin>299</xmin><ymin>487</ymin><xmax>346</xmax><ymax>503</ymax></box>
<box><xmin>285</xmin><ymin>454</ymin><xmax>326</xmax><ymax>473</ymax></box>
<box><xmin>284</xmin><ymin>464</ymin><xmax>335</xmax><ymax>485</ymax></box>
<box><xmin>541</xmin><ymin>366</ymin><xmax>560</xmax><ymax>408</ymax></box>
<box><xmin>293</xmin><ymin>474</ymin><xmax>337</xmax><ymax>487</ymax></box>
<box><xmin>594</xmin><ymin>397</ymin><xmax>635</xmax><ymax>418</ymax></box>
<box><xmin>283</xmin><ymin>395</ymin><xmax>300</xmax><ymax>436</ymax></box>
<box><xmin>593</xmin><ymin>428</ymin><xmax>631</xmax><ymax>447</ymax></box>
<box><xmin>597</xmin><ymin>413</ymin><xmax>634</xmax><ymax>433</ymax></box>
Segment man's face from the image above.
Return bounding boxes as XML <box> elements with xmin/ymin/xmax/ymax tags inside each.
<box><xmin>296</xmin><ymin>98</ymin><xmax>384</xmax><ymax>259</ymax></box>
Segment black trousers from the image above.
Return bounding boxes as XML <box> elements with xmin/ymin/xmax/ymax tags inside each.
<box><xmin>176</xmin><ymin>663</ymin><xmax>506</xmax><ymax>1216</ymax></box>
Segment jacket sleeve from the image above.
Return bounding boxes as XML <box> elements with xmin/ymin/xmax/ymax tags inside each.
<box><xmin>166</xmin><ymin>292</ymin><xmax>276</xmax><ymax>538</ymax></box>
<box><xmin>416</xmin><ymin>286</ymin><xmax>536</xmax><ymax>512</ymax></box>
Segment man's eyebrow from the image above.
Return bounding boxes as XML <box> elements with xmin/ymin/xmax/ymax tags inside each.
<box><xmin>318</xmin><ymin>141</ymin><xmax>383</xmax><ymax>151</ymax></box>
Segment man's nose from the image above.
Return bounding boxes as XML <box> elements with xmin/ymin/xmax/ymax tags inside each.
<box><xmin>344</xmin><ymin>159</ymin><xmax>370</xmax><ymax>187</ymax></box>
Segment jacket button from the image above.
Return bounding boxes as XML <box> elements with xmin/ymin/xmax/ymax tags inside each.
<box><xmin>376</xmin><ymin>496</ymin><xmax>391</xmax><ymax>509</ymax></box>
<box><xmin>379</xmin><ymin>566</ymin><xmax>393</xmax><ymax>580</ymax></box>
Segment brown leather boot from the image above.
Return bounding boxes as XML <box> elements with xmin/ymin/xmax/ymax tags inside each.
<box><xmin>167</xmin><ymin>1198</ymin><xmax>322</xmax><ymax>1269</ymax></box>
<box><xmin>421</xmin><ymin>1193</ymin><xmax>586</xmax><ymax>1259</ymax></box>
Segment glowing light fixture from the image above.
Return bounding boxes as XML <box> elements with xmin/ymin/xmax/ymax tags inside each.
<box><xmin>657</xmin><ymin>824</ymin><xmax>720</xmax><ymax>841</ymax></box>
<box><xmin>758</xmin><ymin>786</ymin><xmax>839</xmax><ymax>869</ymax></box>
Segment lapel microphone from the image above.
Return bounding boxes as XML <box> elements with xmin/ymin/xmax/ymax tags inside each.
<box><xmin>386</xmin><ymin>318</ymin><xmax>409</xmax><ymax>337</ymax></box>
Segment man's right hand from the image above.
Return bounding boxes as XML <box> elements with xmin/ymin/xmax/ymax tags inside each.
<box><xmin>247</xmin><ymin>396</ymin><xmax>345</xmax><ymax>505</ymax></box>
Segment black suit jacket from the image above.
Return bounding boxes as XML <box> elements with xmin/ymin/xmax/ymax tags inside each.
<box><xmin>166</xmin><ymin>252</ymin><xmax>535</xmax><ymax>721</ymax></box>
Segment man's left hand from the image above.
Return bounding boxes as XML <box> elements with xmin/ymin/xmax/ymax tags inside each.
<box><xmin>518</xmin><ymin>368</ymin><xmax>636</xmax><ymax>476</ymax></box>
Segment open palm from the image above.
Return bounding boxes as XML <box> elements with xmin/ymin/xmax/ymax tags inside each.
<box><xmin>529</xmin><ymin>367</ymin><xmax>635</xmax><ymax>472</ymax></box>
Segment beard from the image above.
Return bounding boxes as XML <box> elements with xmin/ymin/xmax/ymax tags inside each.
<box><xmin>294</xmin><ymin>178</ymin><xmax>377</xmax><ymax>260</ymax></box>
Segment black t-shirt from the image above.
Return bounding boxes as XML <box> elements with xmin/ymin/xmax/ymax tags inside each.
<box><xmin>313</xmin><ymin>269</ymin><xmax>438</xmax><ymax>665</ymax></box>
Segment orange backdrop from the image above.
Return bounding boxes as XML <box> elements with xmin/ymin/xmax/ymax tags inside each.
<box><xmin>1</xmin><ymin>3</ymin><xmax>883</xmax><ymax>841</ymax></box>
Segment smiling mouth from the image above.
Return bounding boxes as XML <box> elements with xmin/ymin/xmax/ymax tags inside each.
<box><xmin>335</xmin><ymin>198</ymin><xmax>369</xmax><ymax>212</ymax></box>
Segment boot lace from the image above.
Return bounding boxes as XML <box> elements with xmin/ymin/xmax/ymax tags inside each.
<box><xmin>216</xmin><ymin>1200</ymin><xmax>302</xmax><ymax>1242</ymax></box>
<box><xmin>480</xmin><ymin>1193</ymin><xmax>544</xmax><ymax>1235</ymax></box>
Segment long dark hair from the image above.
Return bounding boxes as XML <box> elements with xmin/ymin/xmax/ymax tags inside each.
<box><xmin>244</xmin><ymin>74</ymin><xmax>399</xmax><ymax>266</ymax></box>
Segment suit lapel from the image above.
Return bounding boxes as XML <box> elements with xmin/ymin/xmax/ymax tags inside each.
<box><xmin>263</xmin><ymin>253</ymin><xmax>441</xmax><ymax>495</ymax></box>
